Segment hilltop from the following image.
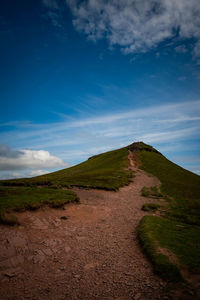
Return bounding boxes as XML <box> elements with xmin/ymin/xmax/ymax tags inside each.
<box><xmin>0</xmin><ymin>142</ymin><xmax>200</xmax><ymax>299</ymax></box>
<box><xmin>0</xmin><ymin>142</ymin><xmax>163</xmax><ymax>190</ymax></box>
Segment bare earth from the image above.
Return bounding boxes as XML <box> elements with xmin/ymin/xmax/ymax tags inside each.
<box><xmin>0</xmin><ymin>153</ymin><xmax>167</xmax><ymax>299</ymax></box>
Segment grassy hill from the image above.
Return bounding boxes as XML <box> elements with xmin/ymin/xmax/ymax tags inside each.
<box><xmin>0</xmin><ymin>147</ymin><xmax>133</xmax><ymax>190</ymax></box>
<box><xmin>0</xmin><ymin>141</ymin><xmax>200</xmax><ymax>285</ymax></box>
<box><xmin>0</xmin><ymin>146</ymin><xmax>132</xmax><ymax>224</ymax></box>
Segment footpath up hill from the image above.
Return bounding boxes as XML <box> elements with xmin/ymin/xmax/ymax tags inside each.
<box><xmin>0</xmin><ymin>142</ymin><xmax>200</xmax><ymax>297</ymax></box>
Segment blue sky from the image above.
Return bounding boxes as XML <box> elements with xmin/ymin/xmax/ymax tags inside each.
<box><xmin>0</xmin><ymin>0</ymin><xmax>200</xmax><ymax>179</ymax></box>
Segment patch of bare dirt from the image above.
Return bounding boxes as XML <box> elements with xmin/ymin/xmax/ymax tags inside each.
<box><xmin>0</xmin><ymin>155</ymin><xmax>168</xmax><ymax>299</ymax></box>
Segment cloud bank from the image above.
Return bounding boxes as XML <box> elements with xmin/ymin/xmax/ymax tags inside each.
<box><xmin>66</xmin><ymin>0</ymin><xmax>200</xmax><ymax>58</ymax></box>
<box><xmin>0</xmin><ymin>146</ymin><xmax>66</xmax><ymax>171</ymax></box>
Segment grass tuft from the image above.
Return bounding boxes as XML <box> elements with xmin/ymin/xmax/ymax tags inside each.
<box><xmin>141</xmin><ymin>186</ymin><xmax>163</xmax><ymax>198</ymax></box>
<box><xmin>142</xmin><ymin>203</ymin><xmax>160</xmax><ymax>212</ymax></box>
<box><xmin>0</xmin><ymin>211</ymin><xmax>19</xmax><ymax>226</ymax></box>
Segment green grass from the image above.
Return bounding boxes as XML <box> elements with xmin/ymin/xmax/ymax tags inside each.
<box><xmin>0</xmin><ymin>186</ymin><xmax>79</xmax><ymax>225</ymax></box>
<box><xmin>0</xmin><ymin>147</ymin><xmax>133</xmax><ymax>191</ymax></box>
<box><xmin>139</xmin><ymin>216</ymin><xmax>200</xmax><ymax>272</ymax></box>
<box><xmin>139</xmin><ymin>150</ymin><xmax>200</xmax><ymax>224</ymax></box>
<box><xmin>0</xmin><ymin>186</ymin><xmax>79</xmax><ymax>212</ymax></box>
<box><xmin>141</xmin><ymin>203</ymin><xmax>160</xmax><ymax>212</ymax></box>
<box><xmin>138</xmin><ymin>216</ymin><xmax>183</xmax><ymax>282</ymax></box>
<box><xmin>0</xmin><ymin>212</ymin><xmax>19</xmax><ymax>226</ymax></box>
<box><xmin>135</xmin><ymin>143</ymin><xmax>200</xmax><ymax>282</ymax></box>
<box><xmin>141</xmin><ymin>186</ymin><xmax>163</xmax><ymax>198</ymax></box>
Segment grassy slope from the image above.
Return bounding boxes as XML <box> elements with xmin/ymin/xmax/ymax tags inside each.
<box><xmin>0</xmin><ymin>146</ymin><xmax>132</xmax><ymax>225</ymax></box>
<box><xmin>1</xmin><ymin>140</ymin><xmax>199</xmax><ymax>281</ymax></box>
<box><xmin>140</xmin><ymin>150</ymin><xmax>200</xmax><ymax>223</ymax></box>
<box><xmin>0</xmin><ymin>187</ymin><xmax>79</xmax><ymax>212</ymax></box>
<box><xmin>0</xmin><ymin>147</ymin><xmax>132</xmax><ymax>190</ymax></box>
<box><xmin>137</xmin><ymin>144</ymin><xmax>200</xmax><ymax>281</ymax></box>
<box><xmin>0</xmin><ymin>186</ymin><xmax>79</xmax><ymax>225</ymax></box>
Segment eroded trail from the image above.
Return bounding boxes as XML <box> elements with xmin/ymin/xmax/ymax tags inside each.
<box><xmin>0</xmin><ymin>156</ymin><xmax>166</xmax><ymax>300</ymax></box>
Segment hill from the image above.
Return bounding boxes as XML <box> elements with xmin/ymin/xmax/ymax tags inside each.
<box><xmin>0</xmin><ymin>146</ymin><xmax>133</xmax><ymax>190</ymax></box>
<box><xmin>0</xmin><ymin>145</ymin><xmax>133</xmax><ymax>224</ymax></box>
<box><xmin>0</xmin><ymin>141</ymin><xmax>200</xmax><ymax>288</ymax></box>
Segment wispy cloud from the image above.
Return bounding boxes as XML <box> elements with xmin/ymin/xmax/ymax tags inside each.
<box><xmin>1</xmin><ymin>99</ymin><xmax>200</xmax><ymax>148</ymax></box>
<box><xmin>42</xmin><ymin>0</ymin><xmax>64</xmax><ymax>30</ymax></box>
<box><xmin>0</xmin><ymin>99</ymin><xmax>199</xmax><ymax>178</ymax></box>
<box><xmin>174</xmin><ymin>45</ymin><xmax>188</xmax><ymax>54</ymax></box>
<box><xmin>139</xmin><ymin>127</ymin><xmax>199</xmax><ymax>143</ymax></box>
<box><xmin>66</xmin><ymin>0</ymin><xmax>200</xmax><ymax>61</ymax></box>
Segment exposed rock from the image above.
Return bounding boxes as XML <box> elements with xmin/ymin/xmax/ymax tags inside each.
<box><xmin>60</xmin><ymin>216</ymin><xmax>68</xmax><ymax>220</ymax></box>
<box><xmin>3</xmin><ymin>267</ymin><xmax>23</xmax><ymax>278</ymax></box>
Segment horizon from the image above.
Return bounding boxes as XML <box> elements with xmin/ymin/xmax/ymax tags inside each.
<box><xmin>0</xmin><ymin>0</ymin><xmax>200</xmax><ymax>179</ymax></box>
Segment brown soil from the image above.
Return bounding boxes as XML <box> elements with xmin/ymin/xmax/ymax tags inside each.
<box><xmin>0</xmin><ymin>153</ymin><xmax>167</xmax><ymax>300</ymax></box>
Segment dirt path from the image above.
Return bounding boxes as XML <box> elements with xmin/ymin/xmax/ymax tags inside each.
<box><xmin>0</xmin><ymin>154</ymin><xmax>166</xmax><ymax>300</ymax></box>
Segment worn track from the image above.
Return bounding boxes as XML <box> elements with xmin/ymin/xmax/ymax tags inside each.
<box><xmin>0</xmin><ymin>154</ymin><xmax>166</xmax><ymax>299</ymax></box>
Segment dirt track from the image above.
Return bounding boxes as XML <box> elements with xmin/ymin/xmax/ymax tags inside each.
<box><xmin>0</xmin><ymin>153</ymin><xmax>167</xmax><ymax>299</ymax></box>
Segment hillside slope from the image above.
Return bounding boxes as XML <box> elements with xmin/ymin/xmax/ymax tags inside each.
<box><xmin>0</xmin><ymin>142</ymin><xmax>200</xmax><ymax>284</ymax></box>
<box><xmin>0</xmin><ymin>142</ymin><xmax>200</xmax><ymax>298</ymax></box>
<box><xmin>0</xmin><ymin>147</ymin><xmax>133</xmax><ymax>190</ymax></box>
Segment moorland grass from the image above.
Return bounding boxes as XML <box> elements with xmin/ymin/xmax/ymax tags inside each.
<box><xmin>0</xmin><ymin>147</ymin><xmax>133</xmax><ymax>191</ymax></box>
<box><xmin>136</xmin><ymin>144</ymin><xmax>200</xmax><ymax>281</ymax></box>
<box><xmin>141</xmin><ymin>203</ymin><xmax>160</xmax><ymax>212</ymax></box>
<box><xmin>139</xmin><ymin>150</ymin><xmax>200</xmax><ymax>223</ymax></box>
<box><xmin>138</xmin><ymin>216</ymin><xmax>183</xmax><ymax>282</ymax></box>
<box><xmin>141</xmin><ymin>186</ymin><xmax>163</xmax><ymax>198</ymax></box>
<box><xmin>0</xmin><ymin>186</ymin><xmax>79</xmax><ymax>225</ymax></box>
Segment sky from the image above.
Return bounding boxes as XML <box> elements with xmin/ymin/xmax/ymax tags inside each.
<box><xmin>0</xmin><ymin>0</ymin><xmax>200</xmax><ymax>179</ymax></box>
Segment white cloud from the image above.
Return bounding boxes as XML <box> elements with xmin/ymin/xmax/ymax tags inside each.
<box><xmin>27</xmin><ymin>170</ymin><xmax>49</xmax><ymax>177</ymax></box>
<box><xmin>0</xmin><ymin>148</ymin><xmax>66</xmax><ymax>171</ymax></box>
<box><xmin>66</xmin><ymin>0</ymin><xmax>200</xmax><ymax>59</ymax></box>
<box><xmin>0</xmin><ymin>172</ymin><xmax>22</xmax><ymax>180</ymax></box>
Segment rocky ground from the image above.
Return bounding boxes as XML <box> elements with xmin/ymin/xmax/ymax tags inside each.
<box><xmin>0</xmin><ymin>153</ymin><xmax>168</xmax><ymax>299</ymax></box>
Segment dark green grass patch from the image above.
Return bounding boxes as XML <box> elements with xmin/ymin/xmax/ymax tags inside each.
<box><xmin>139</xmin><ymin>216</ymin><xmax>200</xmax><ymax>273</ymax></box>
<box><xmin>141</xmin><ymin>186</ymin><xmax>163</xmax><ymax>198</ymax></box>
<box><xmin>142</xmin><ymin>203</ymin><xmax>160</xmax><ymax>212</ymax></box>
<box><xmin>0</xmin><ymin>147</ymin><xmax>133</xmax><ymax>191</ymax></box>
<box><xmin>141</xmin><ymin>186</ymin><xmax>150</xmax><ymax>197</ymax></box>
<box><xmin>139</xmin><ymin>150</ymin><xmax>200</xmax><ymax>224</ymax></box>
<box><xmin>0</xmin><ymin>212</ymin><xmax>19</xmax><ymax>226</ymax></box>
<box><xmin>0</xmin><ymin>187</ymin><xmax>79</xmax><ymax>225</ymax></box>
<box><xmin>0</xmin><ymin>187</ymin><xmax>79</xmax><ymax>212</ymax></box>
<box><xmin>138</xmin><ymin>216</ymin><xmax>183</xmax><ymax>282</ymax></box>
